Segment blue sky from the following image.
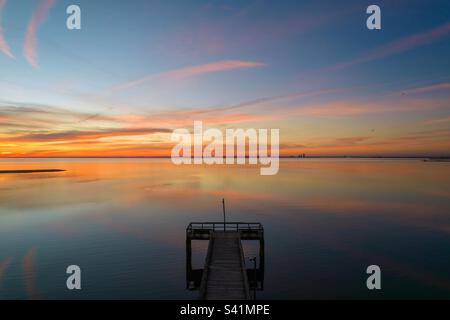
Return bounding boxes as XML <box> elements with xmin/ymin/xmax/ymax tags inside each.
<box><xmin>0</xmin><ymin>0</ymin><xmax>450</xmax><ymax>156</ymax></box>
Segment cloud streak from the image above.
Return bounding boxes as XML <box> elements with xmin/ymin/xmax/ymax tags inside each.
<box><xmin>109</xmin><ymin>60</ymin><xmax>265</xmax><ymax>93</ymax></box>
<box><xmin>13</xmin><ymin>127</ymin><xmax>172</xmax><ymax>142</ymax></box>
<box><xmin>326</xmin><ymin>21</ymin><xmax>450</xmax><ymax>73</ymax></box>
<box><xmin>23</xmin><ymin>0</ymin><xmax>56</xmax><ymax>68</ymax></box>
<box><xmin>0</xmin><ymin>101</ymin><xmax>121</xmax><ymax>130</ymax></box>
<box><xmin>0</xmin><ymin>0</ymin><xmax>13</xmax><ymax>58</ymax></box>
<box><xmin>401</xmin><ymin>82</ymin><xmax>450</xmax><ymax>95</ymax></box>
<box><xmin>289</xmin><ymin>95</ymin><xmax>448</xmax><ymax>117</ymax></box>
<box><xmin>425</xmin><ymin>116</ymin><xmax>450</xmax><ymax>125</ymax></box>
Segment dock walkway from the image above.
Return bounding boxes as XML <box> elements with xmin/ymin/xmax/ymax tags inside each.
<box><xmin>200</xmin><ymin>232</ymin><xmax>250</xmax><ymax>300</ymax></box>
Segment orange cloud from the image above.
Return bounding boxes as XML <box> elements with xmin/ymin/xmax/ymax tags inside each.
<box><xmin>0</xmin><ymin>0</ymin><xmax>13</xmax><ymax>58</ymax></box>
<box><xmin>2</xmin><ymin>89</ymin><xmax>449</xmax><ymax>158</ymax></box>
<box><xmin>108</xmin><ymin>60</ymin><xmax>265</xmax><ymax>93</ymax></box>
<box><xmin>23</xmin><ymin>0</ymin><xmax>56</xmax><ymax>68</ymax></box>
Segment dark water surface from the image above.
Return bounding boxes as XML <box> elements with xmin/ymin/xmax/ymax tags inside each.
<box><xmin>1</xmin><ymin>158</ymin><xmax>450</xmax><ymax>299</ymax></box>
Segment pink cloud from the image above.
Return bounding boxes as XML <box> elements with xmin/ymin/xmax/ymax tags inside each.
<box><xmin>109</xmin><ymin>60</ymin><xmax>265</xmax><ymax>93</ymax></box>
<box><xmin>161</xmin><ymin>60</ymin><xmax>265</xmax><ymax>80</ymax></box>
<box><xmin>0</xmin><ymin>0</ymin><xmax>13</xmax><ymax>58</ymax></box>
<box><xmin>23</xmin><ymin>0</ymin><xmax>56</xmax><ymax>68</ymax></box>
<box><xmin>114</xmin><ymin>109</ymin><xmax>277</xmax><ymax>128</ymax></box>
<box><xmin>327</xmin><ymin>21</ymin><xmax>450</xmax><ymax>72</ymax></box>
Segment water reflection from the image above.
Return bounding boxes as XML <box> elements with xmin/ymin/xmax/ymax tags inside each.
<box><xmin>0</xmin><ymin>159</ymin><xmax>450</xmax><ymax>299</ymax></box>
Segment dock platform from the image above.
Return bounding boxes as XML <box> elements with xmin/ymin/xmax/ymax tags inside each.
<box><xmin>186</xmin><ymin>222</ymin><xmax>264</xmax><ymax>300</ymax></box>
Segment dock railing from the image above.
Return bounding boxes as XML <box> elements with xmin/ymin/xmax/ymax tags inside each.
<box><xmin>187</xmin><ymin>222</ymin><xmax>263</xmax><ymax>233</ymax></box>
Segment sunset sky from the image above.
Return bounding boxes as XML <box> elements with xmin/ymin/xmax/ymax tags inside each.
<box><xmin>0</xmin><ymin>0</ymin><xmax>449</xmax><ymax>157</ymax></box>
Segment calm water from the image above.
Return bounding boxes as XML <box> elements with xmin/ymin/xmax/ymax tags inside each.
<box><xmin>1</xmin><ymin>158</ymin><xmax>450</xmax><ymax>299</ymax></box>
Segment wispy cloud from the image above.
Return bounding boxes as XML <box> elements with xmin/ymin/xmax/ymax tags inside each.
<box><xmin>160</xmin><ymin>60</ymin><xmax>265</xmax><ymax>80</ymax></box>
<box><xmin>120</xmin><ymin>110</ymin><xmax>277</xmax><ymax>127</ymax></box>
<box><xmin>23</xmin><ymin>0</ymin><xmax>56</xmax><ymax>68</ymax></box>
<box><xmin>425</xmin><ymin>116</ymin><xmax>450</xmax><ymax>125</ymax></box>
<box><xmin>290</xmin><ymin>96</ymin><xmax>448</xmax><ymax>117</ymax></box>
<box><xmin>401</xmin><ymin>82</ymin><xmax>450</xmax><ymax>95</ymax></box>
<box><xmin>160</xmin><ymin>5</ymin><xmax>353</xmax><ymax>58</ymax></box>
<box><xmin>0</xmin><ymin>0</ymin><xmax>13</xmax><ymax>58</ymax></box>
<box><xmin>109</xmin><ymin>60</ymin><xmax>265</xmax><ymax>93</ymax></box>
<box><xmin>326</xmin><ymin>21</ymin><xmax>450</xmax><ymax>72</ymax></box>
<box><xmin>13</xmin><ymin>127</ymin><xmax>172</xmax><ymax>142</ymax></box>
<box><xmin>0</xmin><ymin>102</ymin><xmax>116</xmax><ymax>131</ymax></box>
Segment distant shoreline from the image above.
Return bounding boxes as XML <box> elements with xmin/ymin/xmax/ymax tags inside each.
<box><xmin>0</xmin><ymin>169</ymin><xmax>66</xmax><ymax>174</ymax></box>
<box><xmin>423</xmin><ymin>159</ymin><xmax>450</xmax><ymax>162</ymax></box>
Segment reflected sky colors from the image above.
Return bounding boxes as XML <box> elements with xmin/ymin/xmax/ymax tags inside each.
<box><xmin>0</xmin><ymin>0</ymin><xmax>449</xmax><ymax>157</ymax></box>
<box><xmin>1</xmin><ymin>158</ymin><xmax>450</xmax><ymax>299</ymax></box>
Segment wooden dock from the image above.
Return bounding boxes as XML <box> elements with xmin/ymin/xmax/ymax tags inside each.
<box><xmin>186</xmin><ymin>222</ymin><xmax>264</xmax><ymax>300</ymax></box>
<box><xmin>200</xmin><ymin>231</ymin><xmax>250</xmax><ymax>300</ymax></box>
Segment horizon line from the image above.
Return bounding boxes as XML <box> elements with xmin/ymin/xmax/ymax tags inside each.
<box><xmin>1</xmin><ymin>155</ymin><xmax>450</xmax><ymax>159</ymax></box>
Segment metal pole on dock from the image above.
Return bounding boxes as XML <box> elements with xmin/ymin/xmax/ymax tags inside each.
<box><xmin>222</xmin><ymin>198</ymin><xmax>226</xmax><ymax>231</ymax></box>
<box><xmin>250</xmin><ymin>257</ymin><xmax>257</xmax><ymax>299</ymax></box>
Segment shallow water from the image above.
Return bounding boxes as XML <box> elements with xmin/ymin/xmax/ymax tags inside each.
<box><xmin>1</xmin><ymin>158</ymin><xmax>450</xmax><ymax>299</ymax></box>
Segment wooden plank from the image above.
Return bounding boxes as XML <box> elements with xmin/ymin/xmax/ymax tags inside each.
<box><xmin>200</xmin><ymin>231</ymin><xmax>250</xmax><ymax>300</ymax></box>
